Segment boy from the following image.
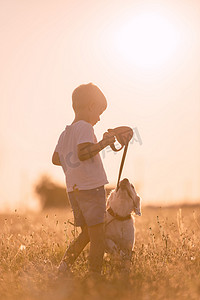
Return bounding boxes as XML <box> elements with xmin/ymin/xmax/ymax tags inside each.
<box><xmin>52</xmin><ymin>83</ymin><xmax>115</xmax><ymax>276</ymax></box>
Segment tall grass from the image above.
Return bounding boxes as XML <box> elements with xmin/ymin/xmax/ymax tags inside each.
<box><xmin>0</xmin><ymin>206</ymin><xmax>200</xmax><ymax>300</ymax></box>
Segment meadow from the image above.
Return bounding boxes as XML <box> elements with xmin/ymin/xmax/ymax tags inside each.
<box><xmin>0</xmin><ymin>205</ymin><xmax>200</xmax><ymax>300</ymax></box>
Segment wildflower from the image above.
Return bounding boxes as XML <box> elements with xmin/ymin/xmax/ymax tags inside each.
<box><xmin>19</xmin><ymin>245</ymin><xmax>26</xmax><ymax>251</ymax></box>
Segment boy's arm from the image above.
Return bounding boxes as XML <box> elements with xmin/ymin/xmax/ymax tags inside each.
<box><xmin>52</xmin><ymin>151</ymin><xmax>61</xmax><ymax>166</ymax></box>
<box><xmin>78</xmin><ymin>132</ymin><xmax>115</xmax><ymax>161</ymax></box>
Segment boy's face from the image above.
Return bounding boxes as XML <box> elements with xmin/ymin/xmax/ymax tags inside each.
<box><xmin>88</xmin><ymin>103</ymin><xmax>105</xmax><ymax>126</ymax></box>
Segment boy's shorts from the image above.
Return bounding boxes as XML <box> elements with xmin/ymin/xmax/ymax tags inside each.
<box><xmin>68</xmin><ymin>186</ymin><xmax>106</xmax><ymax>227</ymax></box>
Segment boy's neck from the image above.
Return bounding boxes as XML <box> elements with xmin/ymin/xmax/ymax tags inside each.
<box><xmin>72</xmin><ymin>112</ymin><xmax>91</xmax><ymax>125</ymax></box>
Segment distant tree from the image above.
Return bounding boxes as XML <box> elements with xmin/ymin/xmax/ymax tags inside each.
<box><xmin>35</xmin><ymin>174</ymin><xmax>116</xmax><ymax>210</ymax></box>
<box><xmin>34</xmin><ymin>175</ymin><xmax>69</xmax><ymax>209</ymax></box>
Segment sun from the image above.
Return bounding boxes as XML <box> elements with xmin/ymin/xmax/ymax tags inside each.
<box><xmin>114</xmin><ymin>12</ymin><xmax>180</xmax><ymax>68</ymax></box>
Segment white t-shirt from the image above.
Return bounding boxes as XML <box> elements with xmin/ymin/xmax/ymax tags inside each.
<box><xmin>54</xmin><ymin>120</ymin><xmax>108</xmax><ymax>192</ymax></box>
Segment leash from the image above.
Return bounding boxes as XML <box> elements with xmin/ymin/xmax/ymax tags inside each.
<box><xmin>108</xmin><ymin>126</ymin><xmax>133</xmax><ymax>191</ymax></box>
<box><xmin>116</xmin><ymin>143</ymin><xmax>129</xmax><ymax>191</ymax></box>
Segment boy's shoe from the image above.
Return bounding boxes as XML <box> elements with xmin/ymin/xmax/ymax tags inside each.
<box><xmin>57</xmin><ymin>260</ymin><xmax>73</xmax><ymax>278</ymax></box>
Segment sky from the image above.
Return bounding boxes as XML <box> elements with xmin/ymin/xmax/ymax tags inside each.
<box><xmin>0</xmin><ymin>0</ymin><xmax>200</xmax><ymax>211</ymax></box>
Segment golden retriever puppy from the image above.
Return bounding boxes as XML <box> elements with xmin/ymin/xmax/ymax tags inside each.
<box><xmin>105</xmin><ymin>178</ymin><xmax>141</xmax><ymax>268</ymax></box>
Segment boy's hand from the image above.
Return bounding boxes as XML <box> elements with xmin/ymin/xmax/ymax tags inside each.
<box><xmin>77</xmin><ymin>132</ymin><xmax>116</xmax><ymax>161</ymax></box>
<box><xmin>102</xmin><ymin>131</ymin><xmax>116</xmax><ymax>146</ymax></box>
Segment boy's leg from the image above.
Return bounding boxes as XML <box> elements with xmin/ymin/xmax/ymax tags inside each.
<box><xmin>87</xmin><ymin>223</ymin><xmax>105</xmax><ymax>274</ymax></box>
<box><xmin>59</xmin><ymin>225</ymin><xmax>90</xmax><ymax>269</ymax></box>
<box><xmin>60</xmin><ymin>186</ymin><xmax>106</xmax><ymax>274</ymax></box>
<box><xmin>58</xmin><ymin>190</ymin><xmax>89</xmax><ymax>272</ymax></box>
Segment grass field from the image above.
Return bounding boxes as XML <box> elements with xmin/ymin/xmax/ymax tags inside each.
<box><xmin>0</xmin><ymin>206</ymin><xmax>200</xmax><ymax>300</ymax></box>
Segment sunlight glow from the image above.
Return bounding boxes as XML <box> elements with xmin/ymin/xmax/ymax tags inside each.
<box><xmin>114</xmin><ymin>12</ymin><xmax>180</xmax><ymax>68</ymax></box>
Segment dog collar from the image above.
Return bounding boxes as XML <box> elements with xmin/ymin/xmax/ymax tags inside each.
<box><xmin>107</xmin><ymin>207</ymin><xmax>132</xmax><ymax>221</ymax></box>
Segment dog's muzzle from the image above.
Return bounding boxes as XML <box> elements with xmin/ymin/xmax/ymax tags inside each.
<box><xmin>119</xmin><ymin>179</ymin><xmax>133</xmax><ymax>199</ymax></box>
<box><xmin>120</xmin><ymin>178</ymin><xmax>129</xmax><ymax>188</ymax></box>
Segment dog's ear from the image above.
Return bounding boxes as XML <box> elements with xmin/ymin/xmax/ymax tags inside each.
<box><xmin>106</xmin><ymin>189</ymin><xmax>114</xmax><ymax>208</ymax></box>
<box><xmin>106</xmin><ymin>198</ymin><xmax>110</xmax><ymax>209</ymax></box>
<box><xmin>134</xmin><ymin>194</ymin><xmax>142</xmax><ymax>216</ymax></box>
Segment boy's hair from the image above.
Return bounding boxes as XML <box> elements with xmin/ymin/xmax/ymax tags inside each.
<box><xmin>72</xmin><ymin>83</ymin><xmax>107</xmax><ymax>113</ymax></box>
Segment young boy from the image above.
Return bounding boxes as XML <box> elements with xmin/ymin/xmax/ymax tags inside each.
<box><xmin>52</xmin><ymin>83</ymin><xmax>115</xmax><ymax>276</ymax></box>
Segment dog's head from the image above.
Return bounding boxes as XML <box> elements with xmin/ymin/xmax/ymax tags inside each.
<box><xmin>107</xmin><ymin>178</ymin><xmax>142</xmax><ymax>216</ymax></box>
